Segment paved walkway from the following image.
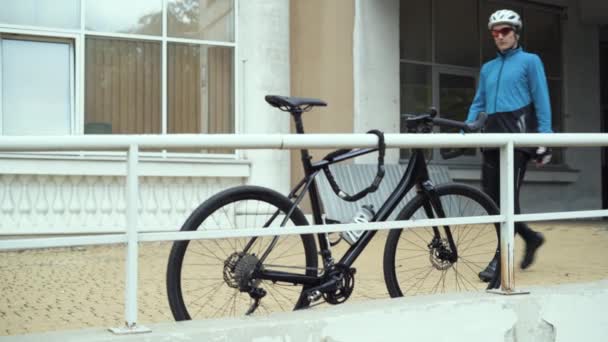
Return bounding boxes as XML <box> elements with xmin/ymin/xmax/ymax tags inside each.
<box><xmin>1</xmin><ymin>220</ymin><xmax>607</xmax><ymax>336</ymax></box>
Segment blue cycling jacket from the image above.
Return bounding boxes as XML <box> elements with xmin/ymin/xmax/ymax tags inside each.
<box><xmin>467</xmin><ymin>46</ymin><xmax>553</xmax><ymax>133</ymax></box>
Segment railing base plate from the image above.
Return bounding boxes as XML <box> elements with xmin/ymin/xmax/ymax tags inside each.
<box><xmin>486</xmin><ymin>289</ymin><xmax>530</xmax><ymax>296</ymax></box>
<box><xmin>109</xmin><ymin>325</ymin><xmax>152</xmax><ymax>335</ymax></box>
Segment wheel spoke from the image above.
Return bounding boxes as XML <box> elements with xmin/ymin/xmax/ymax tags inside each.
<box><xmin>453</xmin><ymin>264</ymin><xmax>479</xmax><ymax>290</ymax></box>
<box><xmin>430</xmin><ymin>269</ymin><xmax>448</xmax><ymax>294</ymax></box>
<box><xmin>395</xmin><ymin>252</ymin><xmax>428</xmax><ymax>262</ymax></box>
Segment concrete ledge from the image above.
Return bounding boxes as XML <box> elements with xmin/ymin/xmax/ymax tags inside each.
<box><xmin>2</xmin><ymin>280</ymin><xmax>607</xmax><ymax>342</ymax></box>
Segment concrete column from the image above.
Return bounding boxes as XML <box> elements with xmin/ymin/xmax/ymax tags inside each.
<box><xmin>238</xmin><ymin>0</ymin><xmax>291</xmax><ymax>192</ymax></box>
<box><xmin>353</xmin><ymin>0</ymin><xmax>400</xmax><ymax>163</ymax></box>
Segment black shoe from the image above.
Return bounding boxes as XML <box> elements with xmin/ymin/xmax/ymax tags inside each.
<box><xmin>478</xmin><ymin>257</ymin><xmax>498</xmax><ymax>282</ymax></box>
<box><xmin>520</xmin><ymin>232</ymin><xmax>545</xmax><ymax>270</ymax></box>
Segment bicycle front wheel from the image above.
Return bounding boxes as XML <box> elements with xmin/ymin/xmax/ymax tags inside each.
<box><xmin>166</xmin><ymin>186</ymin><xmax>318</xmax><ymax>320</ymax></box>
<box><xmin>383</xmin><ymin>183</ymin><xmax>499</xmax><ymax>297</ymax></box>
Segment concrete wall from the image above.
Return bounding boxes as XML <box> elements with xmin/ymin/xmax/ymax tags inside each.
<box><xmin>289</xmin><ymin>0</ymin><xmax>355</xmax><ymax>190</ymax></box>
<box><xmin>353</xmin><ymin>0</ymin><xmax>400</xmax><ymax>164</ymax></box>
<box><xmin>9</xmin><ymin>280</ymin><xmax>608</xmax><ymax>341</ymax></box>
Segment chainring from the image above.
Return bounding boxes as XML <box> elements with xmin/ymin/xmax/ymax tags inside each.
<box><xmin>323</xmin><ymin>264</ymin><xmax>355</xmax><ymax>305</ymax></box>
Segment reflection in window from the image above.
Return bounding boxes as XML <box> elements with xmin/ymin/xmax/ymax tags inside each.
<box><xmin>168</xmin><ymin>43</ymin><xmax>234</xmax><ymax>153</ymax></box>
<box><xmin>439</xmin><ymin>74</ymin><xmax>476</xmax><ymax>126</ymax></box>
<box><xmin>168</xmin><ymin>0</ymin><xmax>235</xmax><ymax>42</ymax></box>
<box><xmin>85</xmin><ymin>0</ymin><xmax>162</xmax><ymax>36</ymax></box>
<box><xmin>439</xmin><ymin>74</ymin><xmax>476</xmax><ymax>156</ymax></box>
<box><xmin>401</xmin><ymin>64</ymin><xmax>432</xmax><ymax>114</ymax></box>
<box><xmin>0</xmin><ymin>0</ymin><xmax>80</xmax><ymax>29</ymax></box>
<box><xmin>85</xmin><ymin>37</ymin><xmax>161</xmax><ymax>134</ymax></box>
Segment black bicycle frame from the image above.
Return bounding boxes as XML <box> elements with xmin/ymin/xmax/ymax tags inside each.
<box><xmin>256</xmin><ymin>111</ymin><xmax>455</xmax><ymax>286</ymax></box>
<box><xmin>313</xmin><ymin>148</ymin><xmax>433</xmax><ymax>266</ymax></box>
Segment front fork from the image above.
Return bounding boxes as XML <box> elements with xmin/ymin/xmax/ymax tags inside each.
<box><xmin>419</xmin><ymin>181</ymin><xmax>458</xmax><ymax>262</ymax></box>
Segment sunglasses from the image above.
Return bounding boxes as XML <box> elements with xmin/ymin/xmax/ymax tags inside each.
<box><xmin>491</xmin><ymin>27</ymin><xmax>514</xmax><ymax>38</ymax></box>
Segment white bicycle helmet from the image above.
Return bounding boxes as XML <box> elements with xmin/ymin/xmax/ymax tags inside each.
<box><xmin>488</xmin><ymin>9</ymin><xmax>522</xmax><ymax>31</ymax></box>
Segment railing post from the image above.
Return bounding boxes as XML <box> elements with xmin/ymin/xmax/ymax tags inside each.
<box><xmin>110</xmin><ymin>144</ymin><xmax>150</xmax><ymax>334</ymax></box>
<box><xmin>491</xmin><ymin>140</ymin><xmax>528</xmax><ymax>295</ymax></box>
<box><xmin>499</xmin><ymin>141</ymin><xmax>515</xmax><ymax>291</ymax></box>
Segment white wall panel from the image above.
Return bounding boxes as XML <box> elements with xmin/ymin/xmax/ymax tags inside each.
<box><xmin>0</xmin><ymin>174</ymin><xmax>243</xmax><ymax>234</ymax></box>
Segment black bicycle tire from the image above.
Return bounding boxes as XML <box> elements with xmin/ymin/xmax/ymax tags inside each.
<box><xmin>383</xmin><ymin>183</ymin><xmax>499</xmax><ymax>297</ymax></box>
<box><xmin>166</xmin><ymin>185</ymin><xmax>318</xmax><ymax>320</ymax></box>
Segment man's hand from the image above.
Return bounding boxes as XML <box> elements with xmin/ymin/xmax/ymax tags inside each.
<box><xmin>534</xmin><ymin>147</ymin><xmax>552</xmax><ymax>166</ymax></box>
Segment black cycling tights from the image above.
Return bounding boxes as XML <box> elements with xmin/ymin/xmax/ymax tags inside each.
<box><xmin>481</xmin><ymin>149</ymin><xmax>538</xmax><ymax>248</ymax></box>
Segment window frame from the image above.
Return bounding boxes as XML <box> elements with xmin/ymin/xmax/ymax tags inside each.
<box><xmin>0</xmin><ymin>0</ymin><xmax>239</xmax><ymax>160</ymax></box>
<box><xmin>0</xmin><ymin>30</ymin><xmax>80</xmax><ymax>136</ymax></box>
<box><xmin>433</xmin><ymin>66</ymin><xmax>480</xmax><ymax>165</ymax></box>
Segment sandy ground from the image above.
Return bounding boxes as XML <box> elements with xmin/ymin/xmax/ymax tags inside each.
<box><xmin>1</xmin><ymin>221</ymin><xmax>607</xmax><ymax>336</ymax></box>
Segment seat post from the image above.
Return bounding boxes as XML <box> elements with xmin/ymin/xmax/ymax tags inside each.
<box><xmin>292</xmin><ymin>110</ymin><xmax>305</xmax><ymax>134</ymax></box>
<box><xmin>291</xmin><ymin>109</ymin><xmax>313</xmax><ymax>172</ymax></box>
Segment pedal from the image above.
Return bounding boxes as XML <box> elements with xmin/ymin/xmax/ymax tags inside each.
<box><xmin>304</xmin><ymin>278</ymin><xmax>338</xmax><ymax>304</ymax></box>
<box><xmin>307</xmin><ymin>290</ymin><xmax>322</xmax><ymax>303</ymax></box>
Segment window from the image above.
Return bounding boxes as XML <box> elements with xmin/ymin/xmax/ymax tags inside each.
<box><xmin>399</xmin><ymin>63</ymin><xmax>431</xmax><ymax>160</ymax></box>
<box><xmin>85</xmin><ymin>37</ymin><xmax>161</xmax><ymax>134</ymax></box>
<box><xmin>400</xmin><ymin>1</ymin><xmax>431</xmax><ymax>62</ymax></box>
<box><xmin>435</xmin><ymin>0</ymin><xmax>479</xmax><ymax>67</ymax></box>
<box><xmin>438</xmin><ymin>73</ymin><xmax>477</xmax><ymax>156</ymax></box>
<box><xmin>0</xmin><ymin>0</ymin><xmax>236</xmax><ymax>155</ymax></box>
<box><xmin>0</xmin><ymin>37</ymin><xmax>74</xmax><ymax>135</ymax></box>
<box><xmin>400</xmin><ymin>0</ymin><xmax>564</xmax><ymax>163</ymax></box>
<box><xmin>0</xmin><ymin>0</ymin><xmax>80</xmax><ymax>29</ymax></box>
<box><xmin>168</xmin><ymin>0</ymin><xmax>235</xmax><ymax>42</ymax></box>
<box><xmin>167</xmin><ymin>43</ymin><xmax>234</xmax><ymax>135</ymax></box>
<box><xmin>167</xmin><ymin>43</ymin><xmax>234</xmax><ymax>153</ymax></box>
<box><xmin>85</xmin><ymin>0</ymin><xmax>163</xmax><ymax>36</ymax></box>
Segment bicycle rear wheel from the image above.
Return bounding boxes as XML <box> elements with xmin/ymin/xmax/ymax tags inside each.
<box><xmin>383</xmin><ymin>183</ymin><xmax>499</xmax><ymax>297</ymax></box>
<box><xmin>166</xmin><ymin>186</ymin><xmax>318</xmax><ymax>320</ymax></box>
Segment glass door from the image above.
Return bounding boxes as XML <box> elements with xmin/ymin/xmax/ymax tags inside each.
<box><xmin>399</xmin><ymin>63</ymin><xmax>432</xmax><ymax>161</ymax></box>
<box><xmin>434</xmin><ymin>70</ymin><xmax>478</xmax><ymax>160</ymax></box>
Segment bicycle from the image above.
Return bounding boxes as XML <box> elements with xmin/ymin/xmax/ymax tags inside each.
<box><xmin>166</xmin><ymin>95</ymin><xmax>499</xmax><ymax>320</ymax></box>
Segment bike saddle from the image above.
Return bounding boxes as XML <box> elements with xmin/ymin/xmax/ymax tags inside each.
<box><xmin>265</xmin><ymin>95</ymin><xmax>327</xmax><ymax>112</ymax></box>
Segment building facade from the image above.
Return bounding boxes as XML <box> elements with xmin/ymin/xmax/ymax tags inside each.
<box><xmin>0</xmin><ymin>0</ymin><xmax>606</xmax><ymax>233</ymax></box>
<box><xmin>291</xmin><ymin>0</ymin><xmax>608</xmax><ymax>215</ymax></box>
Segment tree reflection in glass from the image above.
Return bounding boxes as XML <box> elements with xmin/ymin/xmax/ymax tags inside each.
<box><xmin>167</xmin><ymin>0</ymin><xmax>234</xmax><ymax>42</ymax></box>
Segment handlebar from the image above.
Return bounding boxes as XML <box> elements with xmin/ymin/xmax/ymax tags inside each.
<box><xmin>433</xmin><ymin>112</ymin><xmax>487</xmax><ymax>133</ymax></box>
<box><xmin>404</xmin><ymin>109</ymin><xmax>487</xmax><ymax>133</ymax></box>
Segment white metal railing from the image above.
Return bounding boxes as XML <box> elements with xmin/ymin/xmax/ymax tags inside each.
<box><xmin>0</xmin><ymin>133</ymin><xmax>607</xmax><ymax>333</ymax></box>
